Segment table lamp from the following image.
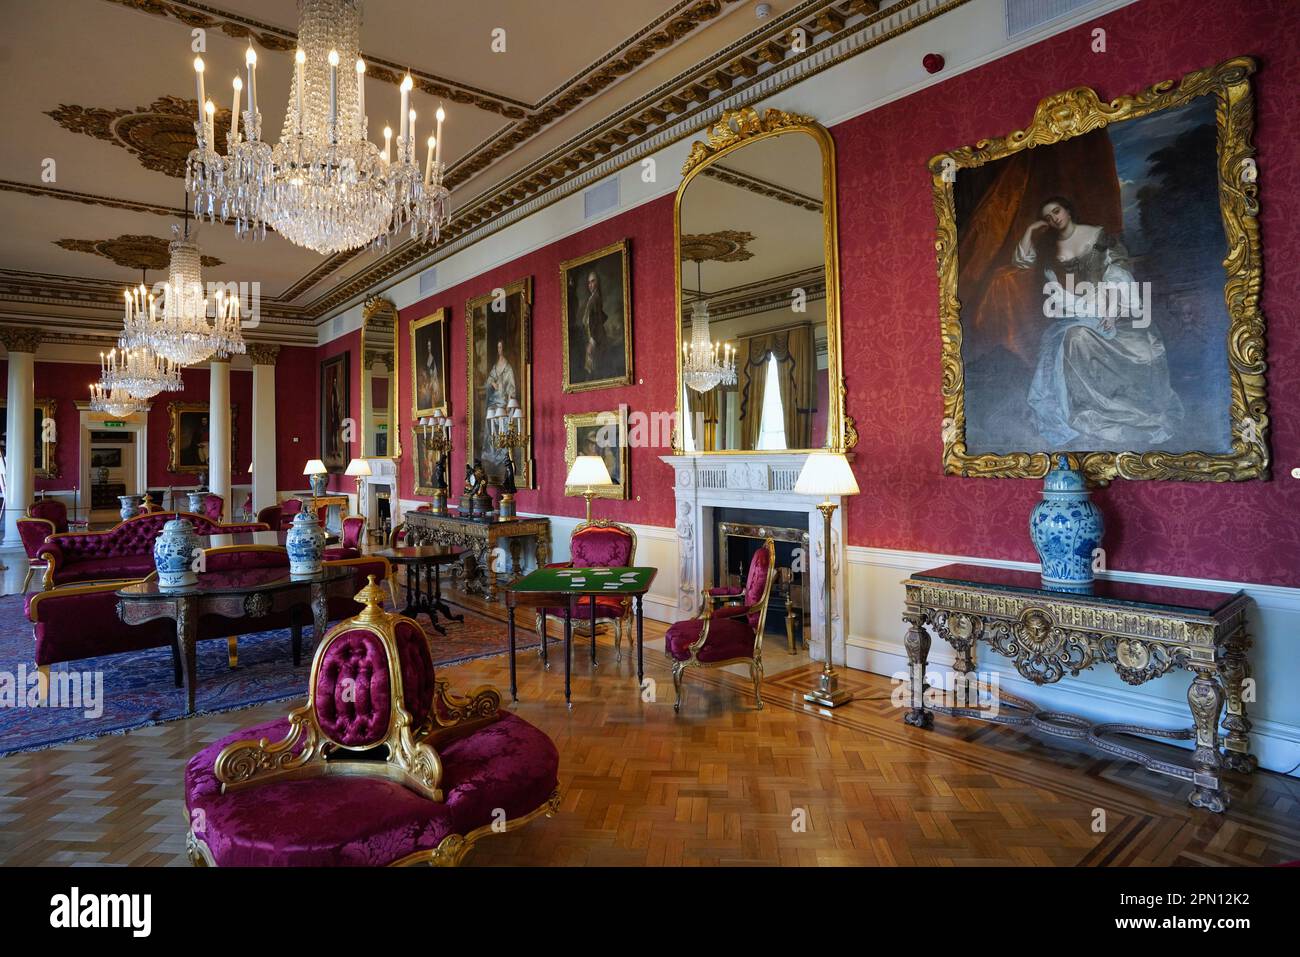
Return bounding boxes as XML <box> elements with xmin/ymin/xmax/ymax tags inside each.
<box><xmin>793</xmin><ymin>451</ymin><xmax>859</xmax><ymax>708</ymax></box>
<box><xmin>304</xmin><ymin>459</ymin><xmax>327</xmax><ymax>502</ymax></box>
<box><xmin>566</xmin><ymin>455</ymin><xmax>611</xmax><ymax>522</ymax></box>
<box><xmin>345</xmin><ymin>457</ymin><xmax>371</xmax><ymax>503</ymax></box>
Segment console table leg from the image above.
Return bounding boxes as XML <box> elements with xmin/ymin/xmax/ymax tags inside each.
<box><xmin>902</xmin><ymin>613</ymin><xmax>933</xmax><ymax>729</ymax></box>
<box><xmin>177</xmin><ymin>598</ymin><xmax>198</xmax><ymax>714</ymax></box>
<box><xmin>1219</xmin><ymin>630</ymin><xmax>1257</xmax><ymax>773</ymax></box>
<box><xmin>311</xmin><ymin>583</ymin><xmax>328</xmax><ymax>650</ymax></box>
<box><xmin>1187</xmin><ymin>669</ymin><xmax>1228</xmax><ymax>812</ymax></box>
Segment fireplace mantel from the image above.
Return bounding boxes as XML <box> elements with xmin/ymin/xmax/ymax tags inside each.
<box><xmin>660</xmin><ymin>453</ymin><xmax>851</xmax><ymax>666</ymax></box>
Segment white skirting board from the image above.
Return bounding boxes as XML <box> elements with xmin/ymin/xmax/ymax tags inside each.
<box><xmin>399</xmin><ymin>502</ymin><xmax>1300</xmax><ymax>777</ymax></box>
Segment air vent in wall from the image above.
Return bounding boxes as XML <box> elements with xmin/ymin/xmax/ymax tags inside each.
<box><xmin>583</xmin><ymin>177</ymin><xmax>620</xmax><ymax>220</ymax></box>
<box><xmin>1005</xmin><ymin>0</ymin><xmax>1094</xmax><ymax>37</ymax></box>
<box><xmin>419</xmin><ymin>267</ymin><xmax>438</xmax><ymax>296</ymax></box>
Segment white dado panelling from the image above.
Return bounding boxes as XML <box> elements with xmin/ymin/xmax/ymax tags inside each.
<box><xmin>846</xmin><ymin>545</ymin><xmax>1300</xmax><ymax>777</ymax></box>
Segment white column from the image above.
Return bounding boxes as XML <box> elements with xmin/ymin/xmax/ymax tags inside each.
<box><xmin>209</xmin><ymin>357</ymin><xmax>231</xmax><ymax>522</ymax></box>
<box><xmin>2</xmin><ymin>331</ymin><xmax>40</xmax><ymax>547</ymax></box>
<box><xmin>250</xmin><ymin>344</ymin><xmax>279</xmax><ymax>514</ymax></box>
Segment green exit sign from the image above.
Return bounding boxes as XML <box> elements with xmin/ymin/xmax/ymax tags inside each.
<box><xmin>102</xmin><ymin>421</ymin><xmax>127</xmax><ymax>428</ymax></box>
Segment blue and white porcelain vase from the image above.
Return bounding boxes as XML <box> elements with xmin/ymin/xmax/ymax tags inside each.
<box><xmin>286</xmin><ymin>508</ymin><xmax>326</xmax><ymax>576</ymax></box>
<box><xmin>186</xmin><ymin>491</ymin><xmax>206</xmax><ymax>514</ymax></box>
<box><xmin>1029</xmin><ymin>454</ymin><xmax>1104</xmax><ymax>592</ymax></box>
<box><xmin>153</xmin><ymin>516</ymin><xmax>200</xmax><ymax>589</ymax></box>
<box><xmin>117</xmin><ymin>494</ymin><xmax>142</xmax><ymax>521</ymax></box>
<box><xmin>310</xmin><ymin>472</ymin><xmax>328</xmax><ymax>497</ymax></box>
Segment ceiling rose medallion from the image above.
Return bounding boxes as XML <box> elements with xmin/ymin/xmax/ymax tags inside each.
<box><xmin>54</xmin><ymin>235</ymin><xmax>222</xmax><ymax>272</ymax></box>
<box><xmin>47</xmin><ymin>97</ymin><xmax>232</xmax><ymax>179</ymax></box>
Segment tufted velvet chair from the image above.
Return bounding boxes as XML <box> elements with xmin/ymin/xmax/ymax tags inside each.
<box><xmin>256</xmin><ymin>504</ymin><xmax>282</xmax><ymax>529</ymax></box>
<box><xmin>324</xmin><ymin>515</ymin><xmax>366</xmax><ymax>560</ymax></box>
<box><xmin>665</xmin><ymin>538</ymin><xmax>776</xmax><ymax>712</ymax></box>
<box><xmin>201</xmin><ymin>494</ymin><xmax>225</xmax><ymax>522</ymax></box>
<box><xmin>534</xmin><ymin>521</ymin><xmax>637</xmax><ymax>660</ymax></box>
<box><xmin>279</xmin><ymin>498</ymin><xmax>303</xmax><ymax>529</ymax></box>
<box><xmin>183</xmin><ymin>576</ymin><xmax>560</xmax><ymax>866</ymax></box>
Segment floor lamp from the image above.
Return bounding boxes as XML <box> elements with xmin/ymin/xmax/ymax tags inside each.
<box><xmin>794</xmin><ymin>451</ymin><xmax>859</xmax><ymax>708</ymax></box>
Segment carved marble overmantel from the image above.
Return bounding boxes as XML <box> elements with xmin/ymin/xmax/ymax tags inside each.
<box><xmin>660</xmin><ymin>453</ymin><xmax>851</xmax><ymax>667</ymax></box>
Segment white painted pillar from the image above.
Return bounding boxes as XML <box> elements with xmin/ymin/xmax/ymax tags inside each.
<box><xmin>2</xmin><ymin>330</ymin><xmax>40</xmax><ymax>547</ymax></box>
<box><xmin>250</xmin><ymin>344</ymin><xmax>279</xmax><ymax>514</ymax></box>
<box><xmin>209</xmin><ymin>357</ymin><xmax>231</xmax><ymax>522</ymax></box>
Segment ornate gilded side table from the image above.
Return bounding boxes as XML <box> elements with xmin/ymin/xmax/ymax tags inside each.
<box><xmin>403</xmin><ymin>509</ymin><xmax>551</xmax><ymax>602</ymax></box>
<box><xmin>900</xmin><ymin>564</ymin><xmax>1254</xmax><ymax>813</ymax></box>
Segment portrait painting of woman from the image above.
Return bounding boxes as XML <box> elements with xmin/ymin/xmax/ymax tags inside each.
<box><xmin>410</xmin><ymin>309</ymin><xmax>448</xmax><ymax>419</ymax></box>
<box><xmin>466</xmin><ymin>278</ymin><xmax>533</xmax><ymax>488</ymax></box>
<box><xmin>948</xmin><ymin>88</ymin><xmax>1242</xmax><ymax>463</ymax></box>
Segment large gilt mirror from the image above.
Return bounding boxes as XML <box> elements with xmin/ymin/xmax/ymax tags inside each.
<box><xmin>360</xmin><ymin>297</ymin><xmax>399</xmax><ymax>461</ymax></box>
<box><xmin>675</xmin><ymin>108</ymin><xmax>845</xmax><ymax>453</ymax></box>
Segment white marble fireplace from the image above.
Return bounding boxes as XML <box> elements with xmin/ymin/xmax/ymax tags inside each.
<box><xmin>358</xmin><ymin>457</ymin><xmax>397</xmax><ymax>536</ymax></box>
<box><xmin>660</xmin><ymin>453</ymin><xmax>851</xmax><ymax>666</ymax></box>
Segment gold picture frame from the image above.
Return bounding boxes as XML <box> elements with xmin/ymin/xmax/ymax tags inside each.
<box><xmin>466</xmin><ymin>277</ymin><xmax>533</xmax><ymax>489</ymax></box>
<box><xmin>35</xmin><ymin>398</ymin><xmax>58</xmax><ymax>479</ymax></box>
<box><xmin>564</xmin><ymin>409</ymin><xmax>628</xmax><ymax>500</ymax></box>
<box><xmin>410</xmin><ymin>307</ymin><xmax>449</xmax><ymax>419</ymax></box>
<box><xmin>932</xmin><ymin>56</ymin><xmax>1266</xmax><ymax>483</ymax></box>
<box><xmin>167</xmin><ymin>401</ymin><xmax>239</xmax><ymax>474</ymax></box>
<box><xmin>560</xmin><ymin>239</ymin><xmax>633</xmax><ymax>393</ymax></box>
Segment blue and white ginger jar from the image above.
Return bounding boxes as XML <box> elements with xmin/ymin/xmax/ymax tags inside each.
<box><xmin>1029</xmin><ymin>454</ymin><xmax>1104</xmax><ymax>592</ymax></box>
<box><xmin>286</xmin><ymin>508</ymin><xmax>326</xmax><ymax>575</ymax></box>
<box><xmin>153</xmin><ymin>516</ymin><xmax>200</xmax><ymax>588</ymax></box>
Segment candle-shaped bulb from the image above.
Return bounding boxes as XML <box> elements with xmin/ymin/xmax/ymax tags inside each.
<box><xmin>193</xmin><ymin>57</ymin><xmax>206</xmax><ymax>131</ymax></box>
<box><xmin>436</xmin><ymin>105</ymin><xmax>446</xmax><ymax>123</ymax></box>
<box><xmin>193</xmin><ymin>56</ymin><xmax>205</xmax><ymax>74</ymax></box>
<box><xmin>382</xmin><ymin>125</ymin><xmax>392</xmax><ymax>163</ymax></box>
<box><xmin>400</xmin><ymin>73</ymin><xmax>414</xmax><ymax>92</ymax></box>
<box><xmin>295</xmin><ymin>48</ymin><xmax>305</xmax><ymax>65</ymax></box>
<box><xmin>424</xmin><ymin>135</ymin><xmax>435</xmax><ymax>185</ymax></box>
<box><xmin>327</xmin><ymin>49</ymin><xmax>339</xmax><ymax>67</ymax></box>
<box><xmin>245</xmin><ymin>46</ymin><xmax>257</xmax><ymax>66</ymax></box>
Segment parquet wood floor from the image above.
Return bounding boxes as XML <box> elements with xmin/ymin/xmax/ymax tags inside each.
<box><xmin>1</xmin><ymin>599</ymin><xmax>1296</xmax><ymax>867</ymax></box>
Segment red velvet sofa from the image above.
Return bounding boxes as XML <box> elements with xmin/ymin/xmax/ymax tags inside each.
<box><xmin>36</xmin><ymin>511</ymin><xmax>268</xmax><ymax>589</ymax></box>
<box><xmin>27</xmin><ymin>550</ymin><xmax>395</xmax><ymax>694</ymax></box>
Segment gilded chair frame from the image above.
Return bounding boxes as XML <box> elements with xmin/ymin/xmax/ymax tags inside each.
<box><xmin>672</xmin><ymin>108</ymin><xmax>853</xmax><ymax>454</ymax></box>
<box><xmin>208</xmin><ymin>578</ymin><xmax>502</xmax><ymax>804</ymax></box>
<box><xmin>671</xmin><ymin>537</ymin><xmax>776</xmax><ymax>712</ymax></box>
<box><xmin>17</xmin><ymin>514</ymin><xmax>56</xmax><ymax>592</ymax></box>
<box><xmin>534</xmin><ymin>519</ymin><xmax>638</xmax><ymax>660</ymax></box>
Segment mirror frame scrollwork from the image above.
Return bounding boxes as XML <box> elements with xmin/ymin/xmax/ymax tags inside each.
<box><xmin>673</xmin><ymin>107</ymin><xmax>848</xmax><ymax>454</ymax></box>
<box><xmin>360</xmin><ymin>296</ymin><xmax>400</xmax><ymax>464</ymax></box>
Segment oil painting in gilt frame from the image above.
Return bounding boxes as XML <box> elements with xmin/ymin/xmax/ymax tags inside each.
<box><xmin>560</xmin><ymin>239</ymin><xmax>632</xmax><ymax>393</ymax></box>
<box><xmin>932</xmin><ymin>56</ymin><xmax>1266</xmax><ymax>482</ymax></box>
<box><xmin>320</xmin><ymin>353</ymin><xmax>350</xmax><ymax>473</ymax></box>
<box><xmin>466</xmin><ymin>277</ymin><xmax>533</xmax><ymax>488</ymax></box>
<box><xmin>412</xmin><ymin>427</ymin><xmax>438</xmax><ymax>496</ymax></box>
<box><xmin>563</xmin><ymin>408</ymin><xmax>629</xmax><ymax>501</ymax></box>
<box><xmin>411</xmin><ymin>308</ymin><xmax>449</xmax><ymax>419</ymax></box>
<box><xmin>167</xmin><ymin>402</ymin><xmax>239</xmax><ymax>474</ymax></box>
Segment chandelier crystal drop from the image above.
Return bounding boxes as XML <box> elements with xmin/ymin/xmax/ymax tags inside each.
<box><xmin>185</xmin><ymin>0</ymin><xmax>451</xmax><ymax>255</ymax></box>
<box><xmin>89</xmin><ymin>382</ymin><xmax>149</xmax><ymax>418</ymax></box>
<box><xmin>682</xmin><ymin>262</ymin><xmax>736</xmax><ymax>393</ymax></box>
<box><xmin>121</xmin><ymin>226</ymin><xmax>246</xmax><ymax>367</ymax></box>
<box><xmin>99</xmin><ymin>341</ymin><xmax>183</xmax><ymax>399</ymax></box>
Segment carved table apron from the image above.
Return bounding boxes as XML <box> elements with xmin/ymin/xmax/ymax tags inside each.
<box><xmin>900</xmin><ymin>564</ymin><xmax>1254</xmax><ymax>813</ymax></box>
<box><xmin>117</xmin><ymin>571</ymin><xmax>354</xmax><ymax>714</ymax></box>
<box><xmin>403</xmin><ymin>510</ymin><xmax>551</xmax><ymax>602</ymax></box>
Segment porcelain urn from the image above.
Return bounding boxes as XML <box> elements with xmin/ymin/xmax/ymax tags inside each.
<box><xmin>153</xmin><ymin>516</ymin><xmax>200</xmax><ymax>589</ymax></box>
<box><xmin>1029</xmin><ymin>454</ymin><xmax>1104</xmax><ymax>592</ymax></box>
<box><xmin>286</xmin><ymin>508</ymin><xmax>326</xmax><ymax>576</ymax></box>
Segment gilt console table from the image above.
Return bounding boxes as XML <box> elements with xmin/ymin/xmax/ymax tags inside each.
<box><xmin>403</xmin><ymin>509</ymin><xmax>551</xmax><ymax>602</ymax></box>
<box><xmin>900</xmin><ymin>564</ymin><xmax>1254</xmax><ymax>813</ymax></box>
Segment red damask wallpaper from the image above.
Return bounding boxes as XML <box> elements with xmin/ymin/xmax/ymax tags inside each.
<box><xmin>835</xmin><ymin>0</ymin><xmax>1299</xmax><ymax>586</ymax></box>
<box><xmin>393</xmin><ymin>0</ymin><xmax>1298</xmax><ymax>587</ymax></box>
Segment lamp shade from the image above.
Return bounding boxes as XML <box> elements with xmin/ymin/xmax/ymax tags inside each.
<box><xmin>793</xmin><ymin>452</ymin><xmax>859</xmax><ymax>497</ymax></box>
<box><xmin>345</xmin><ymin>458</ymin><xmax>372</xmax><ymax>477</ymax></box>
<box><xmin>303</xmin><ymin>459</ymin><xmax>327</xmax><ymax>476</ymax></box>
<box><xmin>566</xmin><ymin>455</ymin><xmax>611</xmax><ymax>489</ymax></box>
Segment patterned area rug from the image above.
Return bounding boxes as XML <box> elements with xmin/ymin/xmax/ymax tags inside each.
<box><xmin>0</xmin><ymin>593</ymin><xmax>537</xmax><ymax>756</ymax></box>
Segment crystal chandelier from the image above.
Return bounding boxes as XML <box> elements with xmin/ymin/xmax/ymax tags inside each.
<box><xmin>99</xmin><ymin>341</ymin><xmax>183</xmax><ymax>399</ymax></box>
<box><xmin>682</xmin><ymin>261</ymin><xmax>736</xmax><ymax>393</ymax></box>
<box><xmin>186</xmin><ymin>0</ymin><xmax>451</xmax><ymax>255</ymax></box>
<box><xmin>121</xmin><ymin>222</ymin><xmax>246</xmax><ymax>367</ymax></box>
<box><xmin>89</xmin><ymin>382</ymin><xmax>148</xmax><ymax>417</ymax></box>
